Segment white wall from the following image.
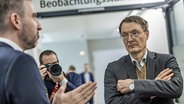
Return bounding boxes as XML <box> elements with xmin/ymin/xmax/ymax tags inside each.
<box><xmin>173</xmin><ymin>0</ymin><xmax>184</xmax><ymax>45</ymax></box>
<box><xmin>142</xmin><ymin>8</ymin><xmax>169</xmax><ymax>54</ymax></box>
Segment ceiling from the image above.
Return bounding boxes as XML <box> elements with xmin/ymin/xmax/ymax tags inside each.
<box><xmin>39</xmin><ymin>10</ymin><xmax>132</xmax><ymax>43</ymax></box>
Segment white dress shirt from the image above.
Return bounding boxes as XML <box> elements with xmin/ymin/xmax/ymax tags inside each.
<box><xmin>0</xmin><ymin>37</ymin><xmax>23</xmax><ymax>51</ymax></box>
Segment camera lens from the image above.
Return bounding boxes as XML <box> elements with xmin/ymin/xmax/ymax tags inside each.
<box><xmin>48</xmin><ymin>64</ymin><xmax>62</xmax><ymax>76</ymax></box>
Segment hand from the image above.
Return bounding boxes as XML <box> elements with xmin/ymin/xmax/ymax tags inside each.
<box><xmin>39</xmin><ymin>65</ymin><xmax>47</xmax><ymax>80</ymax></box>
<box><xmin>48</xmin><ymin>71</ymin><xmax>64</xmax><ymax>83</ymax></box>
<box><xmin>151</xmin><ymin>68</ymin><xmax>174</xmax><ymax>99</ymax></box>
<box><xmin>155</xmin><ymin>68</ymin><xmax>174</xmax><ymax>81</ymax></box>
<box><xmin>52</xmin><ymin>82</ymin><xmax>97</xmax><ymax>104</ymax></box>
<box><xmin>117</xmin><ymin>79</ymin><xmax>133</xmax><ymax>94</ymax></box>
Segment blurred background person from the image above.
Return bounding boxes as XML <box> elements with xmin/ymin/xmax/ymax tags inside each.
<box><xmin>39</xmin><ymin>50</ymin><xmax>82</xmax><ymax>102</ymax></box>
<box><xmin>80</xmin><ymin>63</ymin><xmax>95</xmax><ymax>104</ymax></box>
<box><xmin>68</xmin><ymin>65</ymin><xmax>77</xmax><ymax>73</ymax></box>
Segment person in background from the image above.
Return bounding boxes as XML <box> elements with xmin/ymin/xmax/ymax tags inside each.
<box><xmin>68</xmin><ymin>65</ymin><xmax>77</xmax><ymax>73</ymax></box>
<box><xmin>104</xmin><ymin>16</ymin><xmax>183</xmax><ymax>104</ymax></box>
<box><xmin>39</xmin><ymin>50</ymin><xmax>82</xmax><ymax>102</ymax></box>
<box><xmin>80</xmin><ymin>63</ymin><xmax>95</xmax><ymax>104</ymax></box>
<box><xmin>0</xmin><ymin>0</ymin><xmax>96</xmax><ymax>103</ymax></box>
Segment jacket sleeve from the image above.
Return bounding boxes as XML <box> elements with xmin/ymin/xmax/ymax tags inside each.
<box><xmin>134</xmin><ymin>54</ymin><xmax>183</xmax><ymax>98</ymax></box>
<box><xmin>5</xmin><ymin>54</ymin><xmax>50</xmax><ymax>104</ymax></box>
<box><xmin>90</xmin><ymin>72</ymin><xmax>95</xmax><ymax>82</ymax></box>
<box><xmin>66</xmin><ymin>72</ymin><xmax>82</xmax><ymax>91</ymax></box>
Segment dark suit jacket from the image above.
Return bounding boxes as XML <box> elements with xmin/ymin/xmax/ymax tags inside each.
<box><xmin>80</xmin><ymin>72</ymin><xmax>94</xmax><ymax>84</ymax></box>
<box><xmin>104</xmin><ymin>50</ymin><xmax>183</xmax><ymax>104</ymax></box>
<box><xmin>44</xmin><ymin>72</ymin><xmax>82</xmax><ymax>97</ymax></box>
<box><xmin>0</xmin><ymin>42</ymin><xmax>49</xmax><ymax>104</ymax></box>
<box><xmin>80</xmin><ymin>72</ymin><xmax>94</xmax><ymax>104</ymax></box>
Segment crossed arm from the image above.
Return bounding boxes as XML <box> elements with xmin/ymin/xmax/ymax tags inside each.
<box><xmin>117</xmin><ymin>68</ymin><xmax>174</xmax><ymax>94</ymax></box>
<box><xmin>104</xmin><ymin>56</ymin><xmax>183</xmax><ymax>104</ymax></box>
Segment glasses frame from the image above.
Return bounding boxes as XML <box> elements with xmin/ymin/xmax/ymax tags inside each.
<box><xmin>120</xmin><ymin>29</ymin><xmax>145</xmax><ymax>40</ymax></box>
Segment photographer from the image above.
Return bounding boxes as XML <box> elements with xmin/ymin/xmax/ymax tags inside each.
<box><xmin>39</xmin><ymin>50</ymin><xmax>82</xmax><ymax>102</ymax></box>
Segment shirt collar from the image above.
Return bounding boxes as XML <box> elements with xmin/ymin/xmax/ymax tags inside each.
<box><xmin>129</xmin><ymin>50</ymin><xmax>147</xmax><ymax>70</ymax></box>
<box><xmin>0</xmin><ymin>37</ymin><xmax>23</xmax><ymax>52</ymax></box>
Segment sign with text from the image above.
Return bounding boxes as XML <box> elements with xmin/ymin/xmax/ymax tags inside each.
<box><xmin>32</xmin><ymin>0</ymin><xmax>165</xmax><ymax>12</ymax></box>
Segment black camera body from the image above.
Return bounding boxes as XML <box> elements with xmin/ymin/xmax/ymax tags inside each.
<box><xmin>45</xmin><ymin>63</ymin><xmax>62</xmax><ymax>76</ymax></box>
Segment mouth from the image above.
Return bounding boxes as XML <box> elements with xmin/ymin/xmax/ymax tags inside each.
<box><xmin>128</xmin><ymin>44</ymin><xmax>136</xmax><ymax>48</ymax></box>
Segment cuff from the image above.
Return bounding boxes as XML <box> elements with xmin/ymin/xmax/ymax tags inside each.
<box><xmin>59</xmin><ymin>78</ymin><xmax>68</xmax><ymax>86</ymax></box>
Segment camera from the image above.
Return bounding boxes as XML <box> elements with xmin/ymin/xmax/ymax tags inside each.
<box><xmin>45</xmin><ymin>63</ymin><xmax>62</xmax><ymax>76</ymax></box>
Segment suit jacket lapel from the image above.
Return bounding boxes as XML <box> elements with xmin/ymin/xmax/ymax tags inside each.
<box><xmin>146</xmin><ymin>51</ymin><xmax>156</xmax><ymax>79</ymax></box>
<box><xmin>124</xmin><ymin>55</ymin><xmax>138</xmax><ymax>79</ymax></box>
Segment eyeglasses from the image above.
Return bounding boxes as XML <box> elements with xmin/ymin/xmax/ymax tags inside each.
<box><xmin>120</xmin><ymin>30</ymin><xmax>143</xmax><ymax>40</ymax></box>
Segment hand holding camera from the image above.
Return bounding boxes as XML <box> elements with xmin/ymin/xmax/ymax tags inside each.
<box><xmin>39</xmin><ymin>65</ymin><xmax>47</xmax><ymax>80</ymax></box>
<box><xmin>40</xmin><ymin>63</ymin><xmax>64</xmax><ymax>83</ymax></box>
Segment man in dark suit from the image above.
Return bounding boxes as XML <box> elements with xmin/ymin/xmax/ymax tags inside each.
<box><xmin>80</xmin><ymin>63</ymin><xmax>95</xmax><ymax>104</ymax></box>
<box><xmin>104</xmin><ymin>16</ymin><xmax>183</xmax><ymax>104</ymax></box>
<box><xmin>0</xmin><ymin>0</ymin><xmax>96</xmax><ymax>104</ymax></box>
<box><xmin>39</xmin><ymin>50</ymin><xmax>82</xmax><ymax>102</ymax></box>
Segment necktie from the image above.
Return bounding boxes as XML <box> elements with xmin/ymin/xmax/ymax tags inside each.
<box><xmin>49</xmin><ymin>82</ymin><xmax>59</xmax><ymax>102</ymax></box>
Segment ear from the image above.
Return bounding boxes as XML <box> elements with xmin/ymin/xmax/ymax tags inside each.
<box><xmin>145</xmin><ymin>31</ymin><xmax>149</xmax><ymax>40</ymax></box>
<box><xmin>10</xmin><ymin>13</ymin><xmax>22</xmax><ymax>30</ymax></box>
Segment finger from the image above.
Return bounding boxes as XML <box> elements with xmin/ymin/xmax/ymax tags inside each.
<box><xmin>122</xmin><ymin>86</ymin><xmax>130</xmax><ymax>93</ymax></box>
<box><xmin>82</xmin><ymin>92</ymin><xmax>95</xmax><ymax>104</ymax></box>
<box><xmin>162</xmin><ymin>73</ymin><xmax>174</xmax><ymax>80</ymax></box>
<box><xmin>47</xmin><ymin>71</ymin><xmax>54</xmax><ymax>79</ymax></box>
<box><xmin>81</xmin><ymin>82</ymin><xmax>97</xmax><ymax>95</ymax></box>
<box><xmin>42</xmin><ymin>72</ymin><xmax>47</xmax><ymax>77</ymax></box>
<box><xmin>156</xmin><ymin>68</ymin><xmax>172</xmax><ymax>80</ymax></box>
<box><xmin>120</xmin><ymin>88</ymin><xmax>124</xmax><ymax>93</ymax></box>
<box><xmin>52</xmin><ymin>83</ymin><xmax>67</xmax><ymax>104</ymax></box>
<box><xmin>72</xmin><ymin>82</ymin><xmax>92</xmax><ymax>94</ymax></box>
<box><xmin>40</xmin><ymin>68</ymin><xmax>47</xmax><ymax>73</ymax></box>
<box><xmin>117</xmin><ymin>83</ymin><xmax>120</xmax><ymax>91</ymax></box>
<box><xmin>73</xmin><ymin>82</ymin><xmax>96</xmax><ymax>104</ymax></box>
<box><xmin>117</xmin><ymin>86</ymin><xmax>120</xmax><ymax>92</ymax></box>
<box><xmin>117</xmin><ymin>80</ymin><xmax>121</xmax><ymax>84</ymax></box>
<box><xmin>81</xmin><ymin>83</ymin><xmax>97</xmax><ymax>104</ymax></box>
<box><xmin>157</xmin><ymin>68</ymin><xmax>170</xmax><ymax>77</ymax></box>
<box><xmin>160</xmin><ymin>69</ymin><xmax>172</xmax><ymax>78</ymax></box>
<box><xmin>39</xmin><ymin>65</ymin><xmax>46</xmax><ymax>70</ymax></box>
<box><xmin>55</xmin><ymin>82</ymin><xmax>66</xmax><ymax>95</ymax></box>
<box><xmin>117</xmin><ymin>84</ymin><xmax>123</xmax><ymax>92</ymax></box>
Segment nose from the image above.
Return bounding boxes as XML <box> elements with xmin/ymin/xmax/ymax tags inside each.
<box><xmin>37</xmin><ymin>19</ymin><xmax>42</xmax><ymax>31</ymax></box>
<box><xmin>127</xmin><ymin>34</ymin><xmax>134</xmax><ymax>41</ymax></box>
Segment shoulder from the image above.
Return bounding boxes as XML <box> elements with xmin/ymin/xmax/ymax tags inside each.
<box><xmin>66</xmin><ymin>72</ymin><xmax>81</xmax><ymax>78</ymax></box>
<box><xmin>80</xmin><ymin>72</ymin><xmax>84</xmax><ymax>75</ymax></box>
<box><xmin>0</xmin><ymin>42</ymin><xmax>29</xmax><ymax>60</ymax></box>
<box><xmin>108</xmin><ymin>55</ymin><xmax>129</xmax><ymax>67</ymax></box>
<box><xmin>105</xmin><ymin>55</ymin><xmax>129</xmax><ymax>74</ymax></box>
<box><xmin>1</xmin><ymin>46</ymin><xmax>36</xmax><ymax>69</ymax></box>
<box><xmin>148</xmin><ymin>51</ymin><xmax>174</xmax><ymax>60</ymax></box>
<box><xmin>13</xmin><ymin>52</ymin><xmax>36</xmax><ymax>66</ymax></box>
